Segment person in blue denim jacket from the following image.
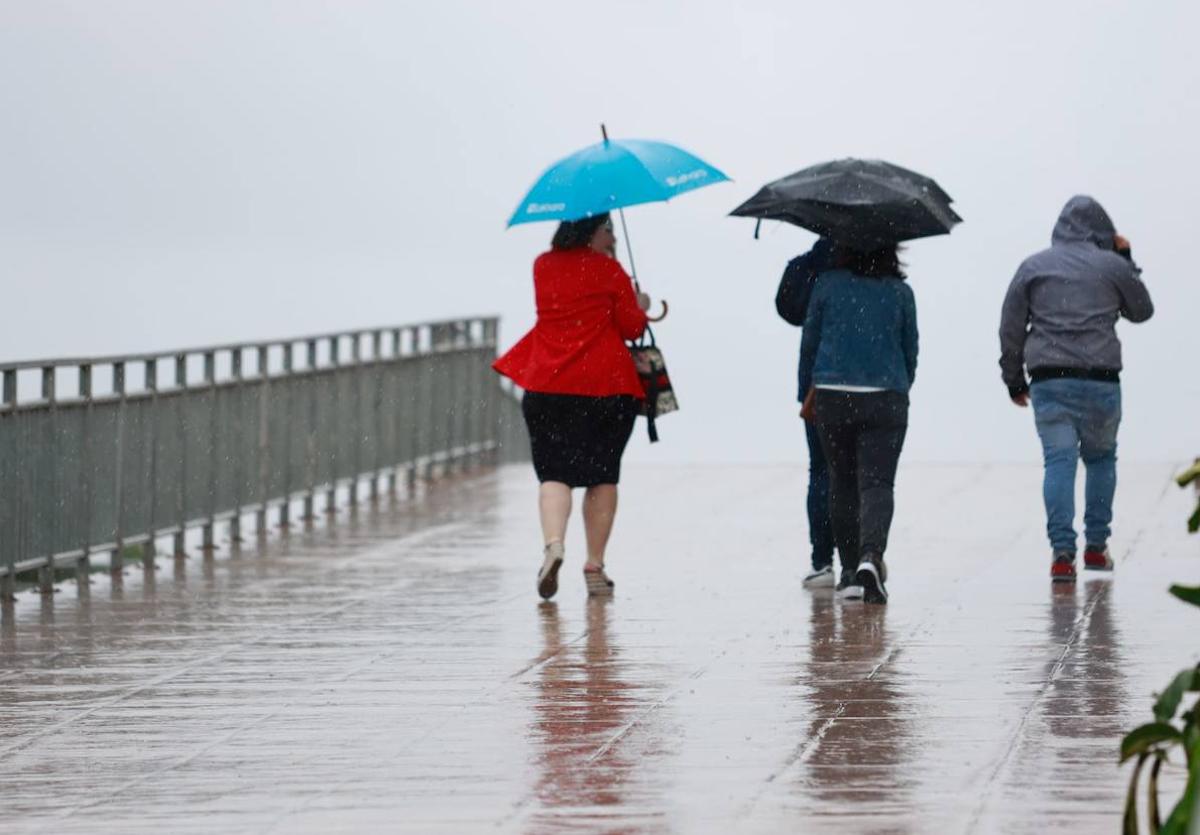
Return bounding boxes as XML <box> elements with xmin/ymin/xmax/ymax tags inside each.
<box><xmin>775</xmin><ymin>238</ymin><xmax>837</xmax><ymax>588</ymax></box>
<box><xmin>799</xmin><ymin>243</ymin><xmax>918</xmax><ymax>605</ymax></box>
<box><xmin>998</xmin><ymin>195</ymin><xmax>1153</xmax><ymax>581</ymax></box>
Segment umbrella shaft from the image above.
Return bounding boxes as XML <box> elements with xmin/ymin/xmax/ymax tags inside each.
<box><xmin>617</xmin><ymin>207</ymin><xmax>639</xmax><ymax>286</ymax></box>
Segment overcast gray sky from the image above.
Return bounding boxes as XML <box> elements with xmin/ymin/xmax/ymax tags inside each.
<box><xmin>2</xmin><ymin>1</ymin><xmax>1196</xmax><ymax>465</ymax></box>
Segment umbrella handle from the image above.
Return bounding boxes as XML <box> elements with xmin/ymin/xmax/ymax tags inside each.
<box><xmin>647</xmin><ymin>299</ymin><xmax>669</xmax><ymax>322</ymax></box>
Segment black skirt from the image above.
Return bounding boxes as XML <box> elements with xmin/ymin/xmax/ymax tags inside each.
<box><xmin>521</xmin><ymin>392</ymin><xmax>639</xmax><ymax>487</ymax></box>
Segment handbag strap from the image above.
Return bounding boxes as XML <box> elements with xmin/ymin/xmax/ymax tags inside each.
<box><xmin>642</xmin><ymin>351</ymin><xmax>660</xmax><ymax>444</ymax></box>
<box><xmin>629</xmin><ymin>322</ymin><xmax>660</xmax><ymax>442</ymax></box>
<box><xmin>630</xmin><ymin>323</ymin><xmax>657</xmax><ymax>350</ymax></box>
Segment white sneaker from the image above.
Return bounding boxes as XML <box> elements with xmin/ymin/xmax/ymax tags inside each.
<box><xmin>802</xmin><ymin>565</ymin><xmax>835</xmax><ymax>588</ymax></box>
<box><xmin>836</xmin><ymin>575</ymin><xmax>864</xmax><ymax>600</ymax></box>
<box><xmin>856</xmin><ymin>557</ymin><xmax>888</xmax><ymax>605</ymax></box>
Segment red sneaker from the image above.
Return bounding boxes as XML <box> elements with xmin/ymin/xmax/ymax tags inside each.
<box><xmin>1083</xmin><ymin>545</ymin><xmax>1114</xmax><ymax>571</ymax></box>
<box><xmin>1050</xmin><ymin>553</ymin><xmax>1077</xmax><ymax>582</ymax></box>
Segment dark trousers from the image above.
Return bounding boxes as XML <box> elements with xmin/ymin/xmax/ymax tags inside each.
<box><xmin>804</xmin><ymin>420</ymin><xmax>835</xmax><ymax>570</ymax></box>
<box><xmin>813</xmin><ymin>390</ymin><xmax>909</xmax><ymax>575</ymax></box>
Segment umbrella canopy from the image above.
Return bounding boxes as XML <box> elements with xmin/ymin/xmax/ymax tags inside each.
<box><xmin>730</xmin><ymin>158</ymin><xmax>962</xmax><ymax>247</ymax></box>
<box><xmin>508</xmin><ymin>138</ymin><xmax>729</xmax><ymax>227</ymax></box>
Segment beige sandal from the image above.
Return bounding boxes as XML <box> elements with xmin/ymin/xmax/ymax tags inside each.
<box><xmin>583</xmin><ymin>563</ymin><xmax>614</xmax><ymax>597</ymax></box>
<box><xmin>537</xmin><ymin>542</ymin><xmax>565</xmax><ymax>600</ymax></box>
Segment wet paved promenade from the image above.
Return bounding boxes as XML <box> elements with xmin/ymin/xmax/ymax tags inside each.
<box><xmin>1</xmin><ymin>462</ymin><xmax>1196</xmax><ymax>833</ymax></box>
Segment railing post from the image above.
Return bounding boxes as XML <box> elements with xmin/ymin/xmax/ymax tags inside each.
<box><xmin>201</xmin><ymin>351</ymin><xmax>216</xmax><ymax>554</ymax></box>
<box><xmin>1</xmin><ymin>369</ymin><xmax>14</xmax><ymax>409</ymax></box>
<box><xmin>278</xmin><ymin>343</ymin><xmax>292</xmax><ymax>529</ymax></box>
<box><xmin>482</xmin><ymin>319</ymin><xmax>496</xmax><ymax>459</ymax></box>
<box><xmin>1</xmin><ymin>368</ymin><xmax>18</xmax><ymax>600</ymax></box>
<box><xmin>110</xmin><ymin>361</ymin><xmax>127</xmax><ymax>576</ymax></box>
<box><xmin>229</xmin><ymin>348</ymin><xmax>243</xmax><ymax>544</ymax></box>
<box><xmin>470</xmin><ymin>319</ymin><xmax>484</xmax><ymax>463</ymax></box>
<box><xmin>399</xmin><ymin>327</ymin><xmax>417</xmax><ymax>495</ymax></box>
<box><xmin>40</xmin><ymin>365</ymin><xmax>55</xmax><ymax>402</ymax></box>
<box><xmin>425</xmin><ymin>325</ymin><xmax>443</xmax><ymax>480</ymax></box>
<box><xmin>0</xmin><ymin>367</ymin><xmax>14</xmax><ymax>594</ymax></box>
<box><xmin>348</xmin><ymin>334</ymin><xmax>361</xmax><ymax>507</ymax></box>
<box><xmin>410</xmin><ymin>326</ymin><xmax>425</xmax><ymax>484</ymax></box>
<box><xmin>38</xmin><ymin>366</ymin><xmax>57</xmax><ymax>594</ymax></box>
<box><xmin>325</xmin><ymin>336</ymin><xmax>339</xmax><ymax>514</ymax></box>
<box><xmin>466</xmin><ymin>320</ymin><xmax>482</xmax><ymax>467</ymax></box>
<box><xmin>75</xmin><ymin>364</ymin><xmax>94</xmax><ymax>588</ymax></box>
<box><xmin>461</xmin><ymin>322</ymin><xmax>474</xmax><ymax>467</ymax></box>
<box><xmin>416</xmin><ymin>326</ymin><xmax>429</xmax><ymax>482</ymax></box>
<box><xmin>371</xmin><ymin>331</ymin><xmax>382</xmax><ymax>502</ymax></box>
<box><xmin>387</xmin><ymin>329</ymin><xmax>401</xmax><ymax>496</ymax></box>
<box><xmin>303</xmin><ymin>339</ymin><xmax>317</xmax><ymax>522</ymax></box>
<box><xmin>451</xmin><ymin>321</ymin><xmax>466</xmax><ymax>472</ymax></box>
<box><xmin>256</xmin><ymin>345</ymin><xmax>270</xmax><ymax>538</ymax></box>
<box><xmin>173</xmin><ymin>354</ymin><xmax>188</xmax><ymax>559</ymax></box>
<box><xmin>143</xmin><ymin>359</ymin><xmax>159</xmax><ymax>572</ymax></box>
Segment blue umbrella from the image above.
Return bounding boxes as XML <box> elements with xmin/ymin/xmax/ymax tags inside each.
<box><xmin>508</xmin><ymin>126</ymin><xmax>729</xmax><ymax>320</ymax></box>
<box><xmin>507</xmin><ymin>129</ymin><xmax>729</xmax><ymax>227</ymax></box>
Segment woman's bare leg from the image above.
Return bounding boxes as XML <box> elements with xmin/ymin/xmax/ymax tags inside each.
<box><xmin>538</xmin><ymin>481</ymin><xmax>572</xmax><ymax>548</ymax></box>
<box><xmin>582</xmin><ymin>484</ymin><xmax>618</xmax><ymax>567</ymax></box>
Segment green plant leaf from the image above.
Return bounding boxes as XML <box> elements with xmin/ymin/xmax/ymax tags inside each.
<box><xmin>1125</xmin><ymin>752</ymin><xmax>1149</xmax><ymax>835</ymax></box>
<box><xmin>1158</xmin><ymin>737</ymin><xmax>1199</xmax><ymax>835</ymax></box>
<box><xmin>1149</xmin><ymin>753</ymin><xmax>1165</xmax><ymax>832</ymax></box>
<box><xmin>1156</xmin><ymin>669</ymin><xmax>1200</xmax><ymax>723</ymax></box>
<box><xmin>1177</xmin><ymin>461</ymin><xmax>1200</xmax><ymax>488</ymax></box>
<box><xmin>1185</xmin><ymin>711</ymin><xmax>1199</xmax><ymax>768</ymax></box>
<box><xmin>1123</xmin><ymin>723</ymin><xmax>1184</xmax><ymax>763</ymax></box>
<box><xmin>1169</xmin><ymin>585</ymin><xmax>1200</xmax><ymax>607</ymax></box>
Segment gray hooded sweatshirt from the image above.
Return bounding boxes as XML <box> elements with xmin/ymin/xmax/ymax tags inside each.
<box><xmin>998</xmin><ymin>195</ymin><xmax>1153</xmax><ymax>396</ymax></box>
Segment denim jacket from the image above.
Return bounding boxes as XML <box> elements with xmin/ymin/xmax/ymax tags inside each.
<box><xmin>799</xmin><ymin>269</ymin><xmax>918</xmax><ymax>394</ymax></box>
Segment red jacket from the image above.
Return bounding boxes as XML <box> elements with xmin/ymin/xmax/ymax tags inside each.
<box><xmin>494</xmin><ymin>248</ymin><xmax>648</xmax><ymax>398</ymax></box>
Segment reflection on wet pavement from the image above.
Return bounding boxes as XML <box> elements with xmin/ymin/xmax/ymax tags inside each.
<box><xmin>0</xmin><ymin>463</ymin><xmax>1195</xmax><ymax>833</ymax></box>
<box><xmin>788</xmin><ymin>597</ymin><xmax>912</xmax><ymax>828</ymax></box>
<box><xmin>523</xmin><ymin>599</ymin><xmax>660</xmax><ymax>832</ymax></box>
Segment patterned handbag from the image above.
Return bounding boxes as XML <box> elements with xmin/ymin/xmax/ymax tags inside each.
<box><xmin>628</xmin><ymin>326</ymin><xmax>678</xmax><ymax>443</ymax></box>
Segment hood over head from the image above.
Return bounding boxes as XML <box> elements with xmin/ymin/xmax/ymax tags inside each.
<box><xmin>1052</xmin><ymin>195</ymin><xmax>1116</xmax><ymax>248</ymax></box>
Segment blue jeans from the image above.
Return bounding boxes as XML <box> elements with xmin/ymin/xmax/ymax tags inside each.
<box><xmin>1030</xmin><ymin>379</ymin><xmax>1122</xmax><ymax>554</ymax></box>
<box><xmin>805</xmin><ymin>420</ymin><xmax>835</xmax><ymax>570</ymax></box>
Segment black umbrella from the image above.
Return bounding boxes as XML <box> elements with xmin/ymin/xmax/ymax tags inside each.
<box><xmin>730</xmin><ymin>158</ymin><xmax>962</xmax><ymax>247</ymax></box>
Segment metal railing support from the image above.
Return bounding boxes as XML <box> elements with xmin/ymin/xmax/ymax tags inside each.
<box><xmin>200</xmin><ymin>352</ymin><xmax>216</xmax><ymax>554</ymax></box>
<box><xmin>229</xmin><ymin>349</ymin><xmax>243</xmax><ymax>543</ymax></box>
<box><xmin>0</xmin><ymin>318</ymin><xmax>527</xmax><ymax>593</ymax></box>
<box><xmin>112</xmin><ymin>362</ymin><xmax>127</xmax><ymax>575</ymax></box>
<box><xmin>144</xmin><ymin>359</ymin><xmax>159</xmax><ymax>570</ymax></box>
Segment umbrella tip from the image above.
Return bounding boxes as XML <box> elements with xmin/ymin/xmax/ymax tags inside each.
<box><xmin>600</xmin><ymin>123</ymin><xmax>609</xmax><ymax>144</ymax></box>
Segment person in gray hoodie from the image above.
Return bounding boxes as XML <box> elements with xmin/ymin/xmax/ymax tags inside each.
<box><xmin>999</xmin><ymin>195</ymin><xmax>1153</xmax><ymax>581</ymax></box>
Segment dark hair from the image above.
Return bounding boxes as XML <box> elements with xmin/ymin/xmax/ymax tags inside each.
<box><xmin>830</xmin><ymin>243</ymin><xmax>906</xmax><ymax>279</ymax></box>
<box><xmin>551</xmin><ymin>213</ymin><xmax>611</xmax><ymax>250</ymax></box>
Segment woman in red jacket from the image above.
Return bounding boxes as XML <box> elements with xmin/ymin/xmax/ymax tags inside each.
<box><xmin>494</xmin><ymin>213</ymin><xmax>650</xmax><ymax>600</ymax></box>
